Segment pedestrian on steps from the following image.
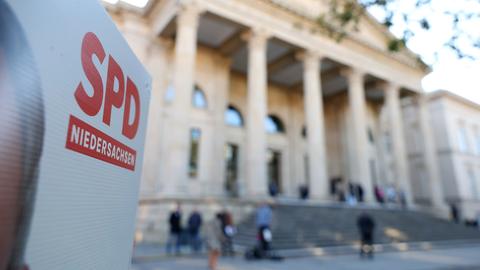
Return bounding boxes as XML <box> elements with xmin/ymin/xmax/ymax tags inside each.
<box><xmin>256</xmin><ymin>202</ymin><xmax>273</xmax><ymax>255</ymax></box>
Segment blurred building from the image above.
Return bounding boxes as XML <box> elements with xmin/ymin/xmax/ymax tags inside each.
<box><xmin>404</xmin><ymin>90</ymin><xmax>480</xmax><ymax>220</ymax></box>
<box><xmin>104</xmin><ymin>0</ymin><xmax>455</xmax><ymax>242</ymax></box>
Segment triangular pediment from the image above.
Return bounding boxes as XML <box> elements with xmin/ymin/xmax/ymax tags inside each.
<box><xmin>269</xmin><ymin>0</ymin><xmax>421</xmax><ymax>66</ymax></box>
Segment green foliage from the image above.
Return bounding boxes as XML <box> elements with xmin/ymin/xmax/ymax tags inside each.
<box><xmin>387</xmin><ymin>38</ymin><xmax>405</xmax><ymax>52</ymax></box>
<box><xmin>314</xmin><ymin>0</ymin><xmax>480</xmax><ymax>61</ymax></box>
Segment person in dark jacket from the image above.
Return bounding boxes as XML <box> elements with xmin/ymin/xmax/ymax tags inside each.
<box><xmin>356</xmin><ymin>184</ymin><xmax>364</xmax><ymax>202</ymax></box>
<box><xmin>357</xmin><ymin>212</ymin><xmax>375</xmax><ymax>259</ymax></box>
<box><xmin>166</xmin><ymin>204</ymin><xmax>182</xmax><ymax>255</ymax></box>
<box><xmin>299</xmin><ymin>184</ymin><xmax>309</xmax><ymax>200</ymax></box>
<box><xmin>451</xmin><ymin>204</ymin><xmax>460</xmax><ymax>223</ymax></box>
<box><xmin>187</xmin><ymin>209</ymin><xmax>203</xmax><ymax>253</ymax></box>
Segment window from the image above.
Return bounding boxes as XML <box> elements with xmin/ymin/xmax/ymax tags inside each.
<box><xmin>467</xmin><ymin>166</ymin><xmax>479</xmax><ymax>200</ymax></box>
<box><xmin>164</xmin><ymin>83</ymin><xmax>175</xmax><ymax>103</ymax></box>
<box><xmin>189</xmin><ymin>128</ymin><xmax>201</xmax><ymax>178</ymax></box>
<box><xmin>368</xmin><ymin>128</ymin><xmax>375</xmax><ymax>144</ymax></box>
<box><xmin>457</xmin><ymin>123</ymin><xmax>469</xmax><ymax>153</ymax></box>
<box><xmin>474</xmin><ymin>127</ymin><xmax>480</xmax><ymax>155</ymax></box>
<box><xmin>225</xmin><ymin>105</ymin><xmax>243</xmax><ymax>127</ymax></box>
<box><xmin>265</xmin><ymin>115</ymin><xmax>285</xmax><ymax>134</ymax></box>
<box><xmin>192</xmin><ymin>86</ymin><xmax>207</xmax><ymax>109</ymax></box>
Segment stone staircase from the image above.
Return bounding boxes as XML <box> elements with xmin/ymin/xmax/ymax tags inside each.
<box><xmin>234</xmin><ymin>203</ymin><xmax>480</xmax><ymax>250</ymax></box>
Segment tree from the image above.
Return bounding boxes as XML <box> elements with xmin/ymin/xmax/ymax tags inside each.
<box><xmin>317</xmin><ymin>0</ymin><xmax>480</xmax><ymax>63</ymax></box>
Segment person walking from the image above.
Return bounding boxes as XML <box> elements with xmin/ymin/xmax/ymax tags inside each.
<box><xmin>357</xmin><ymin>212</ymin><xmax>376</xmax><ymax>259</ymax></box>
<box><xmin>166</xmin><ymin>204</ymin><xmax>182</xmax><ymax>255</ymax></box>
<box><xmin>205</xmin><ymin>213</ymin><xmax>224</xmax><ymax>270</ymax></box>
<box><xmin>187</xmin><ymin>208</ymin><xmax>203</xmax><ymax>253</ymax></box>
<box><xmin>221</xmin><ymin>211</ymin><xmax>236</xmax><ymax>256</ymax></box>
<box><xmin>255</xmin><ymin>203</ymin><xmax>273</xmax><ymax>255</ymax></box>
<box><xmin>450</xmin><ymin>203</ymin><xmax>460</xmax><ymax>223</ymax></box>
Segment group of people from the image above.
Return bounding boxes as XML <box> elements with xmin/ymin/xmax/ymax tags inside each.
<box><xmin>166</xmin><ymin>205</ymin><xmax>204</xmax><ymax>254</ymax></box>
<box><xmin>374</xmin><ymin>185</ymin><xmax>407</xmax><ymax>207</ymax></box>
<box><xmin>165</xmin><ymin>202</ymin><xmax>377</xmax><ymax>269</ymax></box>
<box><xmin>166</xmin><ymin>204</ymin><xmax>236</xmax><ymax>270</ymax></box>
<box><xmin>328</xmin><ymin>178</ymin><xmax>408</xmax><ymax>208</ymax></box>
<box><xmin>330</xmin><ymin>180</ymin><xmax>365</xmax><ymax>204</ymax></box>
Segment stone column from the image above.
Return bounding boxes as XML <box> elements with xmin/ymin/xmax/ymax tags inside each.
<box><xmin>212</xmin><ymin>56</ymin><xmax>232</xmax><ymax>196</ymax></box>
<box><xmin>384</xmin><ymin>83</ymin><xmax>413</xmax><ymax>205</ymax></box>
<box><xmin>417</xmin><ymin>95</ymin><xmax>446</xmax><ymax>209</ymax></box>
<box><xmin>300</xmin><ymin>51</ymin><xmax>329</xmax><ymax>200</ymax></box>
<box><xmin>343</xmin><ymin>68</ymin><xmax>374</xmax><ymax>202</ymax></box>
<box><xmin>244</xmin><ymin>29</ymin><xmax>269</xmax><ymax>197</ymax></box>
<box><xmin>161</xmin><ymin>4</ymin><xmax>201</xmax><ymax>195</ymax></box>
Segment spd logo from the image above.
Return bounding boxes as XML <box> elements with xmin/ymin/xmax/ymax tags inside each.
<box><xmin>65</xmin><ymin>32</ymin><xmax>140</xmax><ymax>171</ymax></box>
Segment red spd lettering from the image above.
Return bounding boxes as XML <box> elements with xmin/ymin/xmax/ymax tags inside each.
<box><xmin>74</xmin><ymin>32</ymin><xmax>140</xmax><ymax>139</ymax></box>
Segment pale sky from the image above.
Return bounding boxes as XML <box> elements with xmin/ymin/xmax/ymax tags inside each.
<box><xmin>105</xmin><ymin>0</ymin><xmax>480</xmax><ymax>104</ymax></box>
<box><xmin>368</xmin><ymin>0</ymin><xmax>480</xmax><ymax>104</ymax></box>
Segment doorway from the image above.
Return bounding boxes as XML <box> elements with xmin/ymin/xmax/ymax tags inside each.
<box><xmin>224</xmin><ymin>143</ymin><xmax>239</xmax><ymax>197</ymax></box>
<box><xmin>267</xmin><ymin>149</ymin><xmax>282</xmax><ymax>196</ymax></box>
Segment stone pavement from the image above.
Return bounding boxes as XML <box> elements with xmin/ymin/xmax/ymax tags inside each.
<box><xmin>131</xmin><ymin>244</ymin><xmax>480</xmax><ymax>270</ymax></box>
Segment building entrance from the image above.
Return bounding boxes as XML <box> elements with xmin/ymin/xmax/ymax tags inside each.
<box><xmin>267</xmin><ymin>149</ymin><xmax>282</xmax><ymax>196</ymax></box>
<box><xmin>224</xmin><ymin>143</ymin><xmax>239</xmax><ymax>197</ymax></box>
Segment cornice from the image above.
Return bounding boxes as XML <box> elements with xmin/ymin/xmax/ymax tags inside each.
<box><xmin>428</xmin><ymin>90</ymin><xmax>480</xmax><ymax>111</ymax></box>
<box><xmin>260</xmin><ymin>0</ymin><xmax>429</xmax><ymax>72</ymax></box>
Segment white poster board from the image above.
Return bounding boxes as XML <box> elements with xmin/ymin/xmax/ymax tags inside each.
<box><xmin>0</xmin><ymin>0</ymin><xmax>151</xmax><ymax>269</ymax></box>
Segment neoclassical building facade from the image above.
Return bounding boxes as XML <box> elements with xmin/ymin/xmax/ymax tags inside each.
<box><xmin>405</xmin><ymin>90</ymin><xmax>480</xmax><ymax>219</ymax></box>
<box><xmin>105</xmin><ymin>0</ymin><xmax>446</xmax><ymax>211</ymax></box>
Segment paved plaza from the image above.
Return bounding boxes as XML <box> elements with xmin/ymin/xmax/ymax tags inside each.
<box><xmin>131</xmin><ymin>245</ymin><xmax>480</xmax><ymax>270</ymax></box>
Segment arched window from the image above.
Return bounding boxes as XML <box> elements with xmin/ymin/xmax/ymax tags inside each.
<box><xmin>265</xmin><ymin>115</ymin><xmax>285</xmax><ymax>134</ymax></box>
<box><xmin>192</xmin><ymin>86</ymin><xmax>207</xmax><ymax>109</ymax></box>
<box><xmin>164</xmin><ymin>83</ymin><xmax>175</xmax><ymax>103</ymax></box>
<box><xmin>225</xmin><ymin>105</ymin><xmax>244</xmax><ymax>127</ymax></box>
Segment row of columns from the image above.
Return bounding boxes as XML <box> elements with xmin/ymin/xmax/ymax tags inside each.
<box><xmin>162</xmin><ymin>3</ymin><xmax>444</xmax><ymax>208</ymax></box>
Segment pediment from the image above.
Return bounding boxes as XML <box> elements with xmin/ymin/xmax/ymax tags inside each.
<box><xmin>269</xmin><ymin>0</ymin><xmax>421</xmax><ymax>66</ymax></box>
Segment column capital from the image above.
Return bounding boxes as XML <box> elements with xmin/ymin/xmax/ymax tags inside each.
<box><xmin>177</xmin><ymin>1</ymin><xmax>205</xmax><ymax>29</ymax></box>
<box><xmin>241</xmin><ymin>28</ymin><xmax>271</xmax><ymax>49</ymax></box>
<box><xmin>295</xmin><ymin>50</ymin><xmax>324</xmax><ymax>62</ymax></box>
<box><xmin>340</xmin><ymin>66</ymin><xmax>366</xmax><ymax>78</ymax></box>
<box><xmin>378</xmin><ymin>81</ymin><xmax>402</xmax><ymax>97</ymax></box>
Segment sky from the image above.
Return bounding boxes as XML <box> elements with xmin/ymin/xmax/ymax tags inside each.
<box><xmin>367</xmin><ymin>0</ymin><xmax>480</xmax><ymax>104</ymax></box>
<box><xmin>105</xmin><ymin>0</ymin><xmax>480</xmax><ymax>104</ymax></box>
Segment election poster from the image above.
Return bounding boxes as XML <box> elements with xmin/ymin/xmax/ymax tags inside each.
<box><xmin>0</xmin><ymin>0</ymin><xmax>151</xmax><ymax>269</ymax></box>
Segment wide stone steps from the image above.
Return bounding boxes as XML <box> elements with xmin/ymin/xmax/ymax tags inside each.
<box><xmin>233</xmin><ymin>204</ymin><xmax>480</xmax><ymax>250</ymax></box>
